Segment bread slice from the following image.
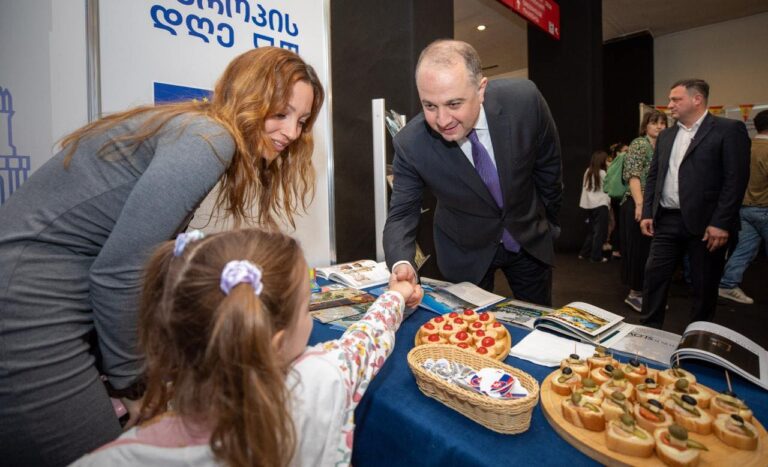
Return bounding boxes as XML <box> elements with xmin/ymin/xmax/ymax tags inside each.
<box><xmin>635</xmin><ymin>381</ymin><xmax>666</xmax><ymax>405</ymax></box>
<box><xmin>634</xmin><ymin>401</ymin><xmax>673</xmax><ymax>433</ymax></box>
<box><xmin>590</xmin><ymin>366</ymin><xmax>614</xmax><ymax>385</ymax></box>
<box><xmin>713</xmin><ymin>413</ymin><xmax>759</xmax><ymax>450</ymax></box>
<box><xmin>601</xmin><ymin>394</ymin><xmax>634</xmax><ymax>422</ymax></box>
<box><xmin>710</xmin><ymin>393</ymin><xmax>753</xmax><ymax>422</ymax></box>
<box><xmin>605</xmin><ymin>419</ymin><xmax>654</xmax><ymax>457</ymax></box>
<box><xmin>623</xmin><ymin>362</ymin><xmax>657</xmax><ymax>386</ymax></box>
<box><xmin>658</xmin><ymin>368</ymin><xmax>697</xmax><ymax>386</ymax></box>
<box><xmin>600</xmin><ymin>379</ymin><xmax>634</xmax><ymax>401</ymax></box>
<box><xmin>562</xmin><ymin>397</ymin><xmax>605</xmax><ymax>432</ymax></box>
<box><xmin>662</xmin><ymin>380</ymin><xmax>713</xmax><ymax>409</ymax></box>
<box><xmin>665</xmin><ymin>400</ymin><xmax>712</xmax><ymax>435</ymax></box>
<box><xmin>653</xmin><ymin>427</ymin><xmax>703</xmax><ymax>467</ymax></box>
<box><xmin>551</xmin><ymin>370</ymin><xmax>582</xmax><ymax>396</ymax></box>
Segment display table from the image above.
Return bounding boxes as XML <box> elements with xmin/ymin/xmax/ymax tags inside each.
<box><xmin>308</xmin><ymin>298</ymin><xmax>768</xmax><ymax>466</ymax></box>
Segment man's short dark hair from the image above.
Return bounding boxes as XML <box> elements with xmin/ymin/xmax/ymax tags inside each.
<box><xmin>671</xmin><ymin>79</ymin><xmax>709</xmax><ymax>102</ymax></box>
<box><xmin>754</xmin><ymin>109</ymin><xmax>768</xmax><ymax>134</ymax></box>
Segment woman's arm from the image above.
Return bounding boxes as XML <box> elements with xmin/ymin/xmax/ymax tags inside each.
<box><xmin>90</xmin><ymin>117</ymin><xmax>234</xmax><ymax>389</ymax></box>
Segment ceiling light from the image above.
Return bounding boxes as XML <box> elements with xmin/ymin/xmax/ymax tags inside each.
<box><xmin>477</xmin><ymin>25</ymin><xmax>486</xmax><ymax>31</ymax></box>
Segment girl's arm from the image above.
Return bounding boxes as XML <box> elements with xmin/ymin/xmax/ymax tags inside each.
<box><xmin>318</xmin><ymin>290</ymin><xmax>405</xmax><ymax>406</ymax></box>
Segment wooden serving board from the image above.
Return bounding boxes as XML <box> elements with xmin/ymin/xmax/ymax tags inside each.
<box><xmin>540</xmin><ymin>371</ymin><xmax>767</xmax><ymax>467</ymax></box>
<box><xmin>413</xmin><ymin>326</ymin><xmax>511</xmax><ymax>361</ymax></box>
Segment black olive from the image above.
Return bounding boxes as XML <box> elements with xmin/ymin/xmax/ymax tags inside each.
<box><xmin>605</xmin><ymin>364</ymin><xmax>614</xmax><ymax>373</ymax></box>
<box><xmin>569</xmin><ymin>353</ymin><xmax>580</xmax><ymax>360</ymax></box>
<box><xmin>649</xmin><ymin>399</ymin><xmax>663</xmax><ymax>409</ymax></box>
<box><xmin>731</xmin><ymin>414</ymin><xmax>744</xmax><ymax>424</ymax></box>
<box><xmin>681</xmin><ymin>395</ymin><xmax>697</xmax><ymax>406</ymax></box>
<box><xmin>562</xmin><ymin>367</ymin><xmax>573</xmax><ymax>375</ymax></box>
<box><xmin>644</xmin><ymin>377</ymin><xmax>655</xmax><ymax>384</ymax></box>
<box><xmin>629</xmin><ymin>358</ymin><xmax>640</xmax><ymax>367</ymax></box>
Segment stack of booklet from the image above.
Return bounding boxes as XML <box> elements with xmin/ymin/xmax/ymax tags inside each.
<box><xmin>309</xmin><ymin>284</ymin><xmax>376</xmax><ymax>330</ymax></box>
<box><xmin>315</xmin><ymin>260</ymin><xmax>390</xmax><ymax>289</ymax></box>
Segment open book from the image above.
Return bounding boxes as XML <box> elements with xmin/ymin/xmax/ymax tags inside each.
<box><xmin>488</xmin><ymin>298</ymin><xmax>554</xmax><ymax>329</ymax></box>
<box><xmin>315</xmin><ymin>260</ymin><xmax>390</xmax><ymax>289</ymax></box>
<box><xmin>418</xmin><ymin>278</ymin><xmax>504</xmax><ymax>314</ymax></box>
<box><xmin>672</xmin><ymin>321</ymin><xmax>768</xmax><ymax>391</ymax></box>
<box><xmin>532</xmin><ymin>301</ymin><xmax>632</xmax><ymax>346</ymax></box>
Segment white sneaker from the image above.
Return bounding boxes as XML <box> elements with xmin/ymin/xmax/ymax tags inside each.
<box><xmin>718</xmin><ymin>287</ymin><xmax>754</xmax><ymax>305</ymax></box>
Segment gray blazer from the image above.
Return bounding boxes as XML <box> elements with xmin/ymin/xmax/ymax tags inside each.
<box><xmin>642</xmin><ymin>113</ymin><xmax>751</xmax><ymax>234</ymax></box>
<box><xmin>383</xmin><ymin>79</ymin><xmax>562</xmax><ymax>283</ymax></box>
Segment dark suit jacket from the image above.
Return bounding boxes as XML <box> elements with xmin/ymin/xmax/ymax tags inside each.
<box><xmin>383</xmin><ymin>79</ymin><xmax>562</xmax><ymax>283</ymax></box>
<box><xmin>642</xmin><ymin>113</ymin><xmax>751</xmax><ymax>235</ymax></box>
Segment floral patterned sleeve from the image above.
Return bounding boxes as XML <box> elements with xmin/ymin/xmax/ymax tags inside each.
<box><xmin>622</xmin><ymin>136</ymin><xmax>651</xmax><ymax>182</ymax></box>
<box><xmin>318</xmin><ymin>290</ymin><xmax>404</xmax><ymax>406</ymax></box>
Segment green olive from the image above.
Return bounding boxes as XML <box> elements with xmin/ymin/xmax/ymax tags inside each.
<box><xmin>675</xmin><ymin>378</ymin><xmax>689</xmax><ymax>391</ymax></box>
<box><xmin>669</xmin><ymin>424</ymin><xmax>688</xmax><ymax>441</ymax></box>
<box><xmin>582</xmin><ymin>377</ymin><xmax>596</xmax><ymax>388</ymax></box>
<box><xmin>612</xmin><ymin>368</ymin><xmax>625</xmax><ymax>380</ymax></box>
<box><xmin>611</xmin><ymin>391</ymin><xmax>626</xmax><ymax>402</ymax></box>
<box><xmin>571</xmin><ymin>392</ymin><xmax>583</xmax><ymax>404</ymax></box>
<box><xmin>620</xmin><ymin>413</ymin><xmax>635</xmax><ymax>426</ymax></box>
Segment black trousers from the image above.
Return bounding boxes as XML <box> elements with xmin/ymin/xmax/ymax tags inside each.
<box><xmin>579</xmin><ymin>206</ymin><xmax>609</xmax><ymax>261</ymax></box>
<box><xmin>621</xmin><ymin>200</ymin><xmax>652</xmax><ymax>291</ymax></box>
<box><xmin>478</xmin><ymin>244</ymin><xmax>553</xmax><ymax>306</ymax></box>
<box><xmin>640</xmin><ymin>209</ymin><xmax>727</xmax><ymax>328</ymax></box>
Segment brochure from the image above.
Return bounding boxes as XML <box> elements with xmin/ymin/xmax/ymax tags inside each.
<box><xmin>315</xmin><ymin>260</ymin><xmax>390</xmax><ymax>289</ymax></box>
<box><xmin>419</xmin><ymin>279</ymin><xmax>504</xmax><ymax>314</ymax></box>
<box><xmin>533</xmin><ymin>301</ymin><xmax>629</xmax><ymax>346</ymax></box>
<box><xmin>609</xmin><ymin>325</ymin><xmax>681</xmax><ymax>366</ymax></box>
<box><xmin>327</xmin><ymin>303</ymin><xmax>372</xmax><ymax>330</ymax></box>
<box><xmin>310</xmin><ymin>284</ymin><xmax>375</xmax><ymax>311</ymax></box>
<box><xmin>488</xmin><ymin>298</ymin><xmax>554</xmax><ymax>330</ymax></box>
<box><xmin>672</xmin><ymin>321</ymin><xmax>768</xmax><ymax>391</ymax></box>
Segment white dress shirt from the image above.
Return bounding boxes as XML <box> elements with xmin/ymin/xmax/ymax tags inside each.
<box><xmin>660</xmin><ymin>111</ymin><xmax>708</xmax><ymax>208</ymax></box>
<box><xmin>458</xmin><ymin>105</ymin><xmax>497</xmax><ymax>168</ymax></box>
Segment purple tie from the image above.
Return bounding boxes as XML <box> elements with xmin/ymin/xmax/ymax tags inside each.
<box><xmin>468</xmin><ymin>130</ymin><xmax>520</xmax><ymax>252</ymax></box>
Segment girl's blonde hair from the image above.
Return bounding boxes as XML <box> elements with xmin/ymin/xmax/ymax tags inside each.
<box><xmin>60</xmin><ymin>47</ymin><xmax>324</xmax><ymax>228</ymax></box>
<box><xmin>139</xmin><ymin>229</ymin><xmax>307</xmax><ymax>467</ymax></box>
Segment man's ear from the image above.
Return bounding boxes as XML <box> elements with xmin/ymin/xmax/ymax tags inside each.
<box><xmin>478</xmin><ymin>76</ymin><xmax>488</xmax><ymax>102</ymax></box>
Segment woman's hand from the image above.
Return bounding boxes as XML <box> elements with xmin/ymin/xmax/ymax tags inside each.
<box><xmin>634</xmin><ymin>201</ymin><xmax>643</xmax><ymax>222</ymax></box>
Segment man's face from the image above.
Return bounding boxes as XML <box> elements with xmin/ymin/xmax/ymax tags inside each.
<box><xmin>667</xmin><ymin>86</ymin><xmax>702</xmax><ymax>125</ymax></box>
<box><xmin>416</xmin><ymin>62</ymin><xmax>486</xmax><ymax>142</ymax></box>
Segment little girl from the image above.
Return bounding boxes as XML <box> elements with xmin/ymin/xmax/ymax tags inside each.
<box><xmin>73</xmin><ymin>228</ymin><xmax>415</xmax><ymax>466</ymax></box>
<box><xmin>578</xmin><ymin>150</ymin><xmax>611</xmax><ymax>262</ymax></box>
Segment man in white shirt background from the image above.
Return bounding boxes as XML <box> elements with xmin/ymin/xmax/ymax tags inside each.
<box><xmin>639</xmin><ymin>79</ymin><xmax>751</xmax><ymax>329</ymax></box>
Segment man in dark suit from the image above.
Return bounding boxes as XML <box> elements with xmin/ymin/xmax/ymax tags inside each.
<box><xmin>383</xmin><ymin>40</ymin><xmax>562</xmax><ymax>307</ymax></box>
<box><xmin>639</xmin><ymin>79</ymin><xmax>750</xmax><ymax>328</ymax></box>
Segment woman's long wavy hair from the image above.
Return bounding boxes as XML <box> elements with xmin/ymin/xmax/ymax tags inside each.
<box><xmin>585</xmin><ymin>149</ymin><xmax>609</xmax><ymax>192</ymax></box>
<box><xmin>60</xmin><ymin>47</ymin><xmax>324</xmax><ymax>228</ymax></box>
<box><xmin>139</xmin><ymin>229</ymin><xmax>307</xmax><ymax>467</ymax></box>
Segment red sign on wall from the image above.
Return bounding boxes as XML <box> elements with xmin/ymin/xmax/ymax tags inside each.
<box><xmin>497</xmin><ymin>0</ymin><xmax>560</xmax><ymax>40</ymax></box>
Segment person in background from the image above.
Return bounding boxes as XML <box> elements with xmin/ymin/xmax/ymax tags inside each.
<box><xmin>621</xmin><ymin>110</ymin><xmax>667</xmax><ymax>312</ymax></box>
<box><xmin>578</xmin><ymin>150</ymin><xmax>611</xmax><ymax>262</ymax></box>
<box><xmin>640</xmin><ymin>79</ymin><xmax>750</xmax><ymax>329</ymax></box>
<box><xmin>0</xmin><ymin>47</ymin><xmax>324</xmax><ymax>466</ymax></box>
<box><xmin>384</xmin><ymin>39</ymin><xmax>562</xmax><ymax>306</ymax></box>
<box><xmin>718</xmin><ymin>108</ymin><xmax>768</xmax><ymax>304</ymax></box>
<box><xmin>72</xmin><ymin>229</ymin><xmax>415</xmax><ymax>467</ymax></box>
<box><xmin>607</xmin><ymin>142</ymin><xmax>629</xmax><ymax>259</ymax></box>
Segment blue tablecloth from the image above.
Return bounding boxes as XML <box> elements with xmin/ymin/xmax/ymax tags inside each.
<box><xmin>308</xmin><ymin>298</ymin><xmax>768</xmax><ymax>466</ymax></box>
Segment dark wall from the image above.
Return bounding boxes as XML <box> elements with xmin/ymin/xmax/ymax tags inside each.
<box><xmin>603</xmin><ymin>32</ymin><xmax>654</xmax><ymax>149</ymax></box>
<box><xmin>330</xmin><ymin>0</ymin><xmax>453</xmax><ymax>272</ymax></box>
<box><xmin>527</xmin><ymin>0</ymin><xmax>603</xmax><ymax>252</ymax></box>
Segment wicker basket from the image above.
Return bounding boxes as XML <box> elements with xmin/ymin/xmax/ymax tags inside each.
<box><xmin>407</xmin><ymin>344</ymin><xmax>540</xmax><ymax>434</ymax></box>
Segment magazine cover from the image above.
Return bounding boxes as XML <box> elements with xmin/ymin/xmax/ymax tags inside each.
<box><xmin>328</xmin><ymin>303</ymin><xmax>372</xmax><ymax>330</ymax></box>
<box><xmin>310</xmin><ymin>285</ymin><xmax>374</xmax><ymax>311</ymax></box>
<box><xmin>489</xmin><ymin>299</ymin><xmax>554</xmax><ymax>329</ymax></box>
<box><xmin>310</xmin><ymin>305</ymin><xmax>363</xmax><ymax>324</ymax></box>
<box><xmin>538</xmin><ymin>302</ymin><xmax>624</xmax><ymax>337</ymax></box>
